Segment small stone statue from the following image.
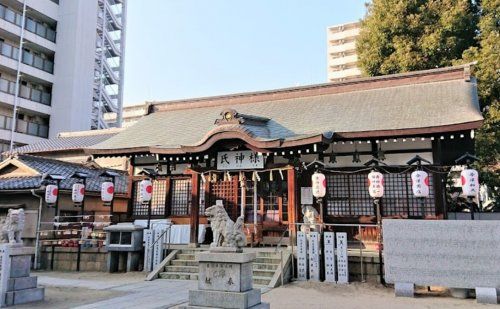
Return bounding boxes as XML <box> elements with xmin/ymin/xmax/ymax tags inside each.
<box><xmin>301</xmin><ymin>205</ymin><xmax>320</xmax><ymax>233</ymax></box>
<box><xmin>205</xmin><ymin>205</ymin><xmax>247</xmax><ymax>249</ymax></box>
<box><xmin>0</xmin><ymin>208</ymin><xmax>25</xmax><ymax>244</ymax></box>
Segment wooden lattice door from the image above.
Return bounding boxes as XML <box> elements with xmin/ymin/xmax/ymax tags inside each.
<box><xmin>208</xmin><ymin>177</ymin><xmax>239</xmax><ymax>221</ymax></box>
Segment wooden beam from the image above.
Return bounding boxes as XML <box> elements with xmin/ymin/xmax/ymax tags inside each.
<box><xmin>187</xmin><ymin>170</ymin><xmax>200</xmax><ymax>246</ymax></box>
<box><xmin>287</xmin><ymin>168</ymin><xmax>297</xmax><ymax>234</ymax></box>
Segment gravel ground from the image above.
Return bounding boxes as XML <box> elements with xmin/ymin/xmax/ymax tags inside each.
<box><xmin>9</xmin><ymin>272</ymin><xmax>496</xmax><ymax>309</ymax></box>
<box><xmin>262</xmin><ymin>281</ymin><xmax>494</xmax><ymax>309</ymax></box>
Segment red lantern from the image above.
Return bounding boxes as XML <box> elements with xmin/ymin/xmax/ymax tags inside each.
<box><xmin>72</xmin><ymin>183</ymin><xmax>85</xmax><ymax>203</ymax></box>
<box><xmin>368</xmin><ymin>171</ymin><xmax>384</xmax><ymax>198</ymax></box>
<box><xmin>101</xmin><ymin>182</ymin><xmax>114</xmax><ymax>202</ymax></box>
<box><xmin>411</xmin><ymin>170</ymin><xmax>430</xmax><ymax>197</ymax></box>
<box><xmin>139</xmin><ymin>179</ymin><xmax>153</xmax><ymax>203</ymax></box>
<box><xmin>45</xmin><ymin>184</ymin><xmax>58</xmax><ymax>204</ymax></box>
<box><xmin>311</xmin><ymin>172</ymin><xmax>326</xmax><ymax>198</ymax></box>
<box><xmin>460</xmin><ymin>169</ymin><xmax>479</xmax><ymax>197</ymax></box>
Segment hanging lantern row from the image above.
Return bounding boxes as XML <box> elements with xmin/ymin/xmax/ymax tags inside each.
<box><xmin>311</xmin><ymin>168</ymin><xmax>478</xmax><ymax>199</ymax></box>
<box><xmin>44</xmin><ymin>178</ymin><xmax>121</xmax><ymax>206</ymax></box>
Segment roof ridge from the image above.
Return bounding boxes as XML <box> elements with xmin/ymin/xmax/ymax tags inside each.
<box><xmin>18</xmin><ymin>154</ymin><xmax>123</xmax><ymax>173</ymax></box>
<box><xmin>58</xmin><ymin>127</ymin><xmax>123</xmax><ymax>138</ymax></box>
<box><xmin>149</xmin><ymin>64</ymin><xmax>474</xmax><ymax>113</ymax></box>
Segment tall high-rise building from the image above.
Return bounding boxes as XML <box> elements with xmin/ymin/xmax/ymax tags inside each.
<box><xmin>327</xmin><ymin>21</ymin><xmax>362</xmax><ymax>82</ymax></box>
<box><xmin>0</xmin><ymin>0</ymin><xmax>126</xmax><ymax>153</ymax></box>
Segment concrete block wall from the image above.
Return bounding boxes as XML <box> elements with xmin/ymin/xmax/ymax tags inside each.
<box><xmin>40</xmin><ymin>247</ymin><xmax>108</xmax><ymax>272</ymax></box>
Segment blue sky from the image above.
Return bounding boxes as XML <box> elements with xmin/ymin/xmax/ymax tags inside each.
<box><xmin>123</xmin><ymin>0</ymin><xmax>366</xmax><ymax>105</ymax></box>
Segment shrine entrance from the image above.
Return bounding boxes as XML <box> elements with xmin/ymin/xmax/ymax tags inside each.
<box><xmin>203</xmin><ymin>168</ymin><xmax>291</xmax><ymax>245</ymax></box>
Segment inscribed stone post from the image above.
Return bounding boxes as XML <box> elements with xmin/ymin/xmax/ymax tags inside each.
<box><xmin>152</xmin><ymin>227</ymin><xmax>166</xmax><ymax>269</ymax></box>
<box><xmin>297</xmin><ymin>231</ymin><xmax>307</xmax><ymax>281</ymax></box>
<box><xmin>308</xmin><ymin>232</ymin><xmax>320</xmax><ymax>281</ymax></box>
<box><xmin>336</xmin><ymin>232</ymin><xmax>349</xmax><ymax>284</ymax></box>
<box><xmin>143</xmin><ymin>229</ymin><xmax>153</xmax><ymax>272</ymax></box>
<box><xmin>324</xmin><ymin>232</ymin><xmax>336</xmax><ymax>283</ymax></box>
<box><xmin>0</xmin><ymin>245</ymin><xmax>11</xmax><ymax>307</ymax></box>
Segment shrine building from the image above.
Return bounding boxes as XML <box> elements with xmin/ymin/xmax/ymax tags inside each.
<box><xmin>86</xmin><ymin>64</ymin><xmax>483</xmax><ymax>247</ymax></box>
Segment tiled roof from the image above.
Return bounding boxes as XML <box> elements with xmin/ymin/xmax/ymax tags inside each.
<box><xmin>88</xmin><ymin>66</ymin><xmax>483</xmax><ymax>155</ymax></box>
<box><xmin>8</xmin><ymin>129</ymin><xmax>120</xmax><ymax>155</ymax></box>
<box><xmin>0</xmin><ymin>155</ymin><xmax>128</xmax><ymax>193</ymax></box>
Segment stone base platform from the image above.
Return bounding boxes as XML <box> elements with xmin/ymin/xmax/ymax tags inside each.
<box><xmin>0</xmin><ymin>245</ymin><xmax>44</xmax><ymax>306</ymax></box>
<box><xmin>183</xmin><ymin>250</ymin><xmax>269</xmax><ymax>309</ymax></box>
<box><xmin>181</xmin><ymin>302</ymin><xmax>270</xmax><ymax>309</ymax></box>
<box><xmin>188</xmin><ymin>288</ymin><xmax>262</xmax><ymax>308</ymax></box>
<box><xmin>5</xmin><ymin>287</ymin><xmax>45</xmax><ymax>306</ymax></box>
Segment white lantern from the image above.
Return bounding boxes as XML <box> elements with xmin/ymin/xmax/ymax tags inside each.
<box><xmin>101</xmin><ymin>182</ymin><xmax>114</xmax><ymax>202</ymax></box>
<box><xmin>311</xmin><ymin>172</ymin><xmax>326</xmax><ymax>198</ymax></box>
<box><xmin>139</xmin><ymin>179</ymin><xmax>153</xmax><ymax>203</ymax></box>
<box><xmin>72</xmin><ymin>183</ymin><xmax>85</xmax><ymax>203</ymax></box>
<box><xmin>45</xmin><ymin>184</ymin><xmax>58</xmax><ymax>204</ymax></box>
<box><xmin>460</xmin><ymin>169</ymin><xmax>479</xmax><ymax>197</ymax></box>
<box><xmin>411</xmin><ymin>170</ymin><xmax>430</xmax><ymax>197</ymax></box>
<box><xmin>367</xmin><ymin>171</ymin><xmax>384</xmax><ymax>198</ymax></box>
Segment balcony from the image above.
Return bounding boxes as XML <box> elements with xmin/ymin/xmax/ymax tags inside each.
<box><xmin>0</xmin><ymin>114</ymin><xmax>48</xmax><ymax>138</ymax></box>
<box><xmin>0</xmin><ymin>77</ymin><xmax>51</xmax><ymax>106</ymax></box>
<box><xmin>0</xmin><ymin>4</ymin><xmax>57</xmax><ymax>43</ymax></box>
<box><xmin>0</xmin><ymin>41</ymin><xmax>54</xmax><ymax>74</ymax></box>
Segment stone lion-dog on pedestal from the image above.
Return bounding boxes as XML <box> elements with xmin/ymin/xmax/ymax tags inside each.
<box><xmin>205</xmin><ymin>205</ymin><xmax>246</xmax><ymax>249</ymax></box>
<box><xmin>0</xmin><ymin>208</ymin><xmax>25</xmax><ymax>244</ymax></box>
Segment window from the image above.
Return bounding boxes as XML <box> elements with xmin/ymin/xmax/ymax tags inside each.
<box><xmin>326</xmin><ymin>173</ymin><xmax>373</xmax><ymax>216</ymax></box>
<box><xmin>325</xmin><ymin>171</ymin><xmax>436</xmax><ymax>218</ymax></box>
<box><xmin>132</xmin><ymin>179</ymin><xmax>168</xmax><ymax>216</ymax></box>
<box><xmin>169</xmin><ymin>178</ymin><xmax>191</xmax><ymax>216</ymax></box>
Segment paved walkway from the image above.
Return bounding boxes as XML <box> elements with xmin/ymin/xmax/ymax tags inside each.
<box><xmin>36</xmin><ymin>274</ymin><xmax>196</xmax><ymax>309</ymax></box>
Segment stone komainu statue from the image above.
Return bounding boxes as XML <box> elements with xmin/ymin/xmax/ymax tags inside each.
<box><xmin>0</xmin><ymin>208</ymin><xmax>25</xmax><ymax>244</ymax></box>
<box><xmin>301</xmin><ymin>205</ymin><xmax>320</xmax><ymax>233</ymax></box>
<box><xmin>205</xmin><ymin>205</ymin><xmax>247</xmax><ymax>249</ymax></box>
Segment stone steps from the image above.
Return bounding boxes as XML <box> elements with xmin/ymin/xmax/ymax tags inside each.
<box><xmin>164</xmin><ymin>265</ymin><xmax>199</xmax><ymax>273</ymax></box>
<box><xmin>177</xmin><ymin>253</ymin><xmax>196</xmax><ymax>260</ymax></box>
<box><xmin>253</xmin><ymin>269</ymin><xmax>276</xmax><ymax>277</ymax></box>
<box><xmin>252</xmin><ymin>276</ymin><xmax>272</xmax><ymax>286</ymax></box>
<box><xmin>171</xmin><ymin>259</ymin><xmax>199</xmax><ymax>267</ymax></box>
<box><xmin>256</xmin><ymin>252</ymin><xmax>282</xmax><ymax>258</ymax></box>
<box><xmin>159</xmin><ymin>272</ymin><xmax>199</xmax><ymax>280</ymax></box>
<box><xmin>253</xmin><ymin>263</ymin><xmax>279</xmax><ymax>271</ymax></box>
<box><xmin>255</xmin><ymin>257</ymin><xmax>282</xmax><ymax>264</ymax></box>
<box><xmin>158</xmin><ymin>249</ymin><xmax>284</xmax><ymax>288</ymax></box>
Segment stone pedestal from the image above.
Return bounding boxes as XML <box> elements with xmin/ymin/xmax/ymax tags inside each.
<box><xmin>181</xmin><ymin>250</ymin><xmax>269</xmax><ymax>309</ymax></box>
<box><xmin>0</xmin><ymin>245</ymin><xmax>44</xmax><ymax>307</ymax></box>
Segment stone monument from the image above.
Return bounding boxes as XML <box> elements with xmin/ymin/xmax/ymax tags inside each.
<box><xmin>181</xmin><ymin>205</ymin><xmax>269</xmax><ymax>309</ymax></box>
<box><xmin>0</xmin><ymin>209</ymin><xmax>44</xmax><ymax>307</ymax></box>
<box><xmin>383</xmin><ymin>219</ymin><xmax>500</xmax><ymax>304</ymax></box>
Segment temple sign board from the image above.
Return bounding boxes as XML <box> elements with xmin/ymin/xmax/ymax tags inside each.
<box><xmin>217</xmin><ymin>151</ymin><xmax>264</xmax><ymax>170</ymax></box>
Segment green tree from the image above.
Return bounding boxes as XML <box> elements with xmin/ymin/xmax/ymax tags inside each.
<box><xmin>357</xmin><ymin>0</ymin><xmax>480</xmax><ymax>76</ymax></box>
<box><xmin>462</xmin><ymin>0</ymin><xmax>500</xmax><ymax>207</ymax></box>
<box><xmin>357</xmin><ymin>0</ymin><xmax>499</xmax><ymax>207</ymax></box>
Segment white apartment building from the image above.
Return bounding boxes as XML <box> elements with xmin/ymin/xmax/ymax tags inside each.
<box><xmin>0</xmin><ymin>0</ymin><xmax>126</xmax><ymax>153</ymax></box>
<box><xmin>327</xmin><ymin>21</ymin><xmax>362</xmax><ymax>82</ymax></box>
<box><xmin>104</xmin><ymin>102</ymin><xmax>147</xmax><ymax>128</ymax></box>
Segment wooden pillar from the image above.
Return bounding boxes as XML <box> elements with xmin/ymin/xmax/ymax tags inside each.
<box><xmin>432</xmin><ymin>138</ymin><xmax>447</xmax><ymax>219</ymax></box>
<box><xmin>287</xmin><ymin>168</ymin><xmax>297</xmax><ymax>234</ymax></box>
<box><xmin>188</xmin><ymin>170</ymin><xmax>200</xmax><ymax>246</ymax></box>
<box><xmin>126</xmin><ymin>158</ymin><xmax>135</xmax><ymax>220</ymax></box>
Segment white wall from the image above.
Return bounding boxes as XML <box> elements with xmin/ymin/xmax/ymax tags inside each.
<box><xmin>49</xmin><ymin>0</ymin><xmax>98</xmax><ymax>137</ymax></box>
